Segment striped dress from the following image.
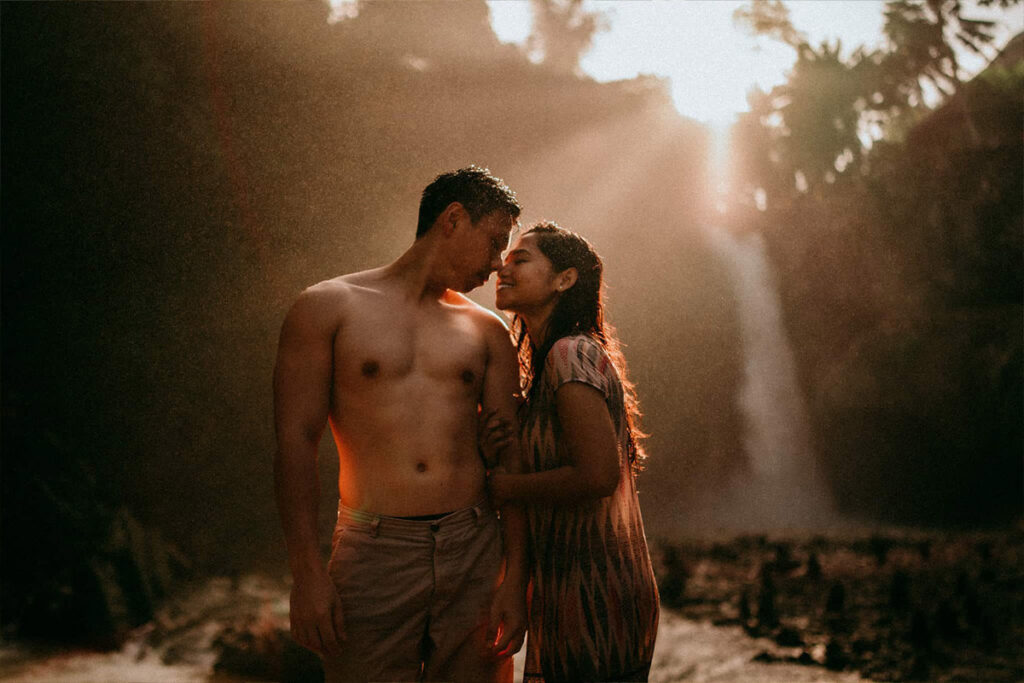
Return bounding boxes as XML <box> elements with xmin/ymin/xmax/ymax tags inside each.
<box><xmin>521</xmin><ymin>334</ymin><xmax>659</xmax><ymax>683</ymax></box>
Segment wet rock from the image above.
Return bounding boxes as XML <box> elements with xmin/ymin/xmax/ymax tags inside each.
<box><xmin>213</xmin><ymin>624</ymin><xmax>323</xmax><ymax>682</ymax></box>
<box><xmin>653</xmin><ymin>529</ymin><xmax>1023</xmax><ymax>682</ymax></box>
<box><xmin>963</xmin><ymin>586</ymin><xmax>982</xmax><ymax>628</ymax></box>
<box><xmin>868</xmin><ymin>535</ymin><xmax>892</xmax><ymax>567</ymax></box>
<box><xmin>851</xmin><ymin>637</ymin><xmax>876</xmax><ymax>657</ymax></box>
<box><xmin>774</xmin><ymin>626</ymin><xmax>804</xmax><ymax>647</ymax></box>
<box><xmin>935</xmin><ymin>599</ymin><xmax>962</xmax><ymax>640</ymax></box>
<box><xmin>825</xmin><ymin>581</ymin><xmax>846</xmax><ymax>614</ymax></box>
<box><xmin>280</xmin><ymin>638</ymin><xmax>325</xmax><ymax>683</ymax></box>
<box><xmin>889</xmin><ymin>570</ymin><xmax>911</xmax><ymax>611</ymax></box>
<box><xmin>86</xmin><ymin>557</ymin><xmax>134</xmax><ymax>648</ymax></box>
<box><xmin>710</xmin><ymin>542</ymin><xmax>739</xmax><ymax>562</ymax></box>
<box><xmin>978</xmin><ymin>610</ymin><xmax>998</xmax><ymax>650</ymax></box>
<box><xmin>825</xmin><ymin>581</ymin><xmax>853</xmax><ymax>635</ymax></box>
<box><xmin>976</xmin><ymin>541</ymin><xmax>993</xmax><ymax>563</ymax></box>
<box><xmin>773</xmin><ymin>542</ymin><xmax>800</xmax><ymax>573</ymax></box>
<box><xmin>909</xmin><ymin>608</ymin><xmax>932</xmax><ymax>652</ymax></box>
<box><xmin>955</xmin><ymin>570</ymin><xmax>972</xmax><ymax>598</ymax></box>
<box><xmin>757</xmin><ymin>567</ymin><xmax>779</xmax><ymax>630</ymax></box>
<box><xmin>907</xmin><ymin>654</ymin><xmax>932</xmax><ymax>681</ymax></box>
<box><xmin>806</xmin><ymin>552</ymin><xmax>822</xmax><ymax>581</ymax></box>
<box><xmin>824</xmin><ymin>639</ymin><xmax>849</xmax><ymax>670</ymax></box>
<box><xmin>7</xmin><ymin>504</ymin><xmax>190</xmax><ymax>650</ymax></box>
<box><xmin>739</xmin><ymin>587</ymin><xmax>753</xmax><ymax>630</ymax></box>
<box><xmin>656</xmin><ymin>544</ymin><xmax>688</xmax><ymax>609</ymax></box>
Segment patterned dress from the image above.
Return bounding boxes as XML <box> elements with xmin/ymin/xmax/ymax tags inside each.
<box><xmin>520</xmin><ymin>334</ymin><xmax>660</xmax><ymax>683</ymax></box>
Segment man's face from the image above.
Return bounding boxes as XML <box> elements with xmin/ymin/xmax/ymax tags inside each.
<box><xmin>451</xmin><ymin>210</ymin><xmax>515</xmax><ymax>292</ymax></box>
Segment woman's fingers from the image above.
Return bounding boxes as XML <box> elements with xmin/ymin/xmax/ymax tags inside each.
<box><xmin>485</xmin><ymin>414</ymin><xmax>512</xmax><ymax>433</ymax></box>
<box><xmin>485</xmin><ymin>426</ymin><xmax>511</xmax><ymax>445</ymax></box>
<box><xmin>478</xmin><ymin>408</ymin><xmax>497</xmax><ymax>434</ymax></box>
<box><xmin>484</xmin><ymin>428</ymin><xmax>509</xmax><ymax>446</ymax></box>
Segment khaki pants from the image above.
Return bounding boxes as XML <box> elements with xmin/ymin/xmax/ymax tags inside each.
<box><xmin>322</xmin><ymin>501</ymin><xmax>503</xmax><ymax>683</ymax></box>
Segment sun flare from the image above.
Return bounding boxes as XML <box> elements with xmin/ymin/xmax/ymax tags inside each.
<box><xmin>487</xmin><ymin>0</ymin><xmax>1021</xmax><ymax>126</ymax></box>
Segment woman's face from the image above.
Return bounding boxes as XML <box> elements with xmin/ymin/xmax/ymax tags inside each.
<box><xmin>495</xmin><ymin>233</ymin><xmax>561</xmax><ymax>313</ymax></box>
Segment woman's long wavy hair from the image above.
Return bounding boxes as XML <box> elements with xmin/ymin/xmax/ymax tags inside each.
<box><xmin>511</xmin><ymin>222</ymin><xmax>648</xmax><ymax>471</ymax></box>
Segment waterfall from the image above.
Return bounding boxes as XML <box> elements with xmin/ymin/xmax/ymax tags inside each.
<box><xmin>703</xmin><ymin>223</ymin><xmax>834</xmax><ymax>529</ymax></box>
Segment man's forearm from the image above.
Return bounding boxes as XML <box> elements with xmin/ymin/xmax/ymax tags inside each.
<box><xmin>499</xmin><ymin>502</ymin><xmax>528</xmax><ymax>586</ymax></box>
<box><xmin>498</xmin><ymin>436</ymin><xmax>528</xmax><ymax>588</ymax></box>
<box><xmin>274</xmin><ymin>444</ymin><xmax>325</xmax><ymax>578</ymax></box>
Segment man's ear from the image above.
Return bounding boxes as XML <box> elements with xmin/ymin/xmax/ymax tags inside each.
<box><xmin>439</xmin><ymin>202</ymin><xmax>467</xmax><ymax>236</ymax></box>
<box><xmin>555</xmin><ymin>267</ymin><xmax>578</xmax><ymax>292</ymax></box>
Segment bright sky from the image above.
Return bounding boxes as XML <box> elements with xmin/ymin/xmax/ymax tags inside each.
<box><xmin>487</xmin><ymin>0</ymin><xmax>1023</xmax><ymax>126</ymax></box>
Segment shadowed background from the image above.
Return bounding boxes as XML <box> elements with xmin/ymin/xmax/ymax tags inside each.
<box><xmin>1</xmin><ymin>0</ymin><xmax>1020</xmax><ymax>657</ymax></box>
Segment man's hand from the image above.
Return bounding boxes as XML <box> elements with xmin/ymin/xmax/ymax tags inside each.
<box><xmin>485</xmin><ymin>575</ymin><xmax>527</xmax><ymax>658</ymax></box>
<box><xmin>289</xmin><ymin>570</ymin><xmax>346</xmax><ymax>657</ymax></box>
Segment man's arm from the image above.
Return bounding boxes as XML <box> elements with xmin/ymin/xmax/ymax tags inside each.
<box><xmin>273</xmin><ymin>286</ymin><xmax>345</xmax><ymax>656</ymax></box>
<box><xmin>479</xmin><ymin>313</ymin><xmax>528</xmax><ymax>657</ymax></box>
<box><xmin>489</xmin><ymin>382</ymin><xmax>620</xmax><ymax>504</ymax></box>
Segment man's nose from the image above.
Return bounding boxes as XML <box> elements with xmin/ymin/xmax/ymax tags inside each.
<box><xmin>496</xmin><ymin>260</ymin><xmax>511</xmax><ymax>277</ymax></box>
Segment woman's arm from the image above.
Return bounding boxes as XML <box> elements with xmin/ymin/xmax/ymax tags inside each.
<box><xmin>491</xmin><ymin>382</ymin><xmax>620</xmax><ymax>505</ymax></box>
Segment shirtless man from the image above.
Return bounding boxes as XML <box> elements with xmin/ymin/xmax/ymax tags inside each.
<box><xmin>273</xmin><ymin>167</ymin><xmax>527</xmax><ymax>682</ymax></box>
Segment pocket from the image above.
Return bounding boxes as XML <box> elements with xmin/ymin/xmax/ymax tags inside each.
<box><xmin>461</xmin><ymin>520</ymin><xmax>503</xmax><ymax>592</ymax></box>
<box><xmin>326</xmin><ymin>524</ymin><xmax>365</xmax><ymax>583</ymax></box>
<box><xmin>328</xmin><ymin>530</ymin><xmax>432</xmax><ymax>630</ymax></box>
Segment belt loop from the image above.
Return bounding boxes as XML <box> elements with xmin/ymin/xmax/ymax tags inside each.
<box><xmin>369</xmin><ymin>517</ymin><xmax>381</xmax><ymax>538</ymax></box>
<box><xmin>472</xmin><ymin>503</ymin><xmax>484</xmax><ymax>525</ymax></box>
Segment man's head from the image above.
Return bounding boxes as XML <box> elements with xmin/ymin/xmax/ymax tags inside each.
<box><xmin>417</xmin><ymin>166</ymin><xmax>521</xmax><ymax>239</ymax></box>
<box><xmin>418</xmin><ymin>166</ymin><xmax>522</xmax><ymax>292</ymax></box>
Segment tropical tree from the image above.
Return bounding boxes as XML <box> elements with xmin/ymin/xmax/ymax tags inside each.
<box><xmin>730</xmin><ymin>0</ymin><xmax>1018</xmax><ymax>200</ymax></box>
<box><xmin>527</xmin><ymin>0</ymin><xmax>607</xmax><ymax>75</ymax></box>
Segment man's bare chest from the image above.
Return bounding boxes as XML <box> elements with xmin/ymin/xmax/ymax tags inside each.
<box><xmin>332</xmin><ymin>304</ymin><xmax>487</xmax><ymax>389</ymax></box>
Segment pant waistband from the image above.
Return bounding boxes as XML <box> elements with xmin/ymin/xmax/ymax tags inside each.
<box><xmin>336</xmin><ymin>499</ymin><xmax>494</xmax><ymax>538</ymax></box>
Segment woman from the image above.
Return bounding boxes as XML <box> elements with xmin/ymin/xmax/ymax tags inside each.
<box><xmin>483</xmin><ymin>222</ymin><xmax>659</xmax><ymax>682</ymax></box>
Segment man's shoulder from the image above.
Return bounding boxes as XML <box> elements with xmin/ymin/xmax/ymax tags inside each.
<box><xmin>293</xmin><ymin>268</ymin><xmax>386</xmax><ymax>307</ymax></box>
<box><xmin>291</xmin><ymin>277</ymin><xmax>347</xmax><ymax>312</ymax></box>
<box><xmin>283</xmin><ymin>275</ymin><xmax>361</xmax><ymax>332</ymax></box>
<box><xmin>443</xmin><ymin>292</ymin><xmax>510</xmax><ymax>334</ymax></box>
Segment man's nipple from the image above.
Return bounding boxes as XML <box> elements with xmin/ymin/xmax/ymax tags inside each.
<box><xmin>361</xmin><ymin>360</ymin><xmax>380</xmax><ymax>378</ymax></box>
<box><xmin>461</xmin><ymin>369</ymin><xmax>475</xmax><ymax>385</ymax></box>
<box><xmin>416</xmin><ymin>461</ymin><xmax>428</xmax><ymax>473</ymax></box>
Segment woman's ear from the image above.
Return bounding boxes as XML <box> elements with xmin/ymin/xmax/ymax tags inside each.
<box><xmin>555</xmin><ymin>267</ymin><xmax>578</xmax><ymax>293</ymax></box>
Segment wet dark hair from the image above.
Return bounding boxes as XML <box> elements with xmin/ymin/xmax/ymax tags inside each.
<box><xmin>416</xmin><ymin>166</ymin><xmax>521</xmax><ymax>238</ymax></box>
<box><xmin>511</xmin><ymin>221</ymin><xmax>648</xmax><ymax>471</ymax></box>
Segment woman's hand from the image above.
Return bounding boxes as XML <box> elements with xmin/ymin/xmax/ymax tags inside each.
<box><xmin>487</xmin><ymin>466</ymin><xmax>512</xmax><ymax>507</ymax></box>
<box><xmin>478</xmin><ymin>408</ymin><xmax>512</xmax><ymax>470</ymax></box>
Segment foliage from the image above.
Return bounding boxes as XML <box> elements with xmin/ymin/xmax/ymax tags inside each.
<box><xmin>527</xmin><ymin>0</ymin><xmax>608</xmax><ymax>74</ymax></box>
<box><xmin>726</xmin><ymin>1</ymin><xmax>1023</xmax><ymax>522</ymax></box>
<box><xmin>731</xmin><ymin>0</ymin><xmax>1014</xmax><ymax>196</ymax></box>
<box><xmin>733</xmin><ymin>0</ymin><xmax>806</xmax><ymax>48</ymax></box>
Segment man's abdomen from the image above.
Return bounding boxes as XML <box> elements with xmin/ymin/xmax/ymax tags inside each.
<box><xmin>328</xmin><ymin>400</ymin><xmax>486</xmax><ymax>516</ymax></box>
